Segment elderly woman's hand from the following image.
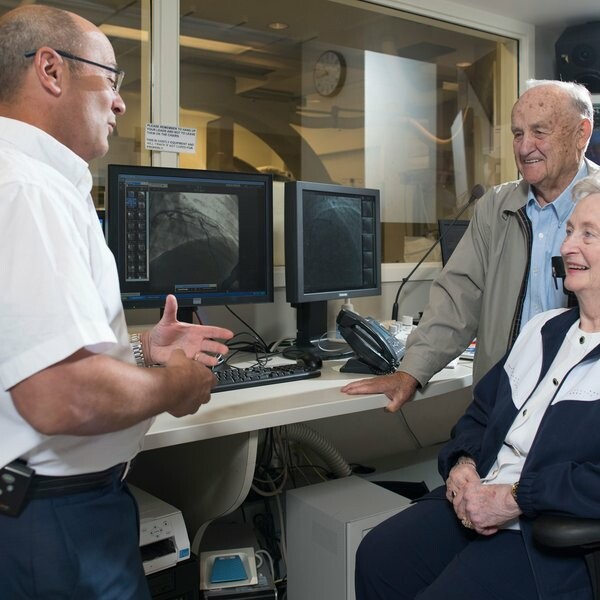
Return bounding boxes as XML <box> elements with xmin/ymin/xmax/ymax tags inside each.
<box><xmin>445</xmin><ymin>457</ymin><xmax>480</xmax><ymax>503</ymax></box>
<box><xmin>457</xmin><ymin>482</ymin><xmax>522</xmax><ymax>535</ymax></box>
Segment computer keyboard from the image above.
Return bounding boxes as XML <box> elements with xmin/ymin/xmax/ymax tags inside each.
<box><xmin>212</xmin><ymin>362</ymin><xmax>321</xmax><ymax>393</ymax></box>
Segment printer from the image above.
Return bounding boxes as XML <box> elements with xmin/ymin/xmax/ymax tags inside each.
<box><xmin>130</xmin><ymin>485</ymin><xmax>191</xmax><ymax>575</ymax></box>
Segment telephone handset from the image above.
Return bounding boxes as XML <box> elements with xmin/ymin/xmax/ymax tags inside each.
<box><xmin>336</xmin><ymin>309</ymin><xmax>405</xmax><ymax>375</ymax></box>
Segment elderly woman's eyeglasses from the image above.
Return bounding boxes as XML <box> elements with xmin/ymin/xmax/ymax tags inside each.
<box><xmin>24</xmin><ymin>49</ymin><xmax>125</xmax><ymax>94</ymax></box>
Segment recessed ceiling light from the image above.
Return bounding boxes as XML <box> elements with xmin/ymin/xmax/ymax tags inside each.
<box><xmin>268</xmin><ymin>22</ymin><xmax>289</xmax><ymax>30</ymax></box>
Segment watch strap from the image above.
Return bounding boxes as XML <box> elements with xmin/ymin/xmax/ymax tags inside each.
<box><xmin>130</xmin><ymin>333</ymin><xmax>146</xmax><ymax>368</ymax></box>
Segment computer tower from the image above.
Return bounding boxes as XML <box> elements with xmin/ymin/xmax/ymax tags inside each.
<box><xmin>286</xmin><ymin>476</ymin><xmax>410</xmax><ymax>600</ymax></box>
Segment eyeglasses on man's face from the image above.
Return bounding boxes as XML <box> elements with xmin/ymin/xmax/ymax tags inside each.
<box><xmin>24</xmin><ymin>49</ymin><xmax>125</xmax><ymax>94</ymax></box>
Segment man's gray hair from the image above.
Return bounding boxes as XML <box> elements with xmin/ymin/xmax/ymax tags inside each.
<box><xmin>0</xmin><ymin>5</ymin><xmax>85</xmax><ymax>103</ymax></box>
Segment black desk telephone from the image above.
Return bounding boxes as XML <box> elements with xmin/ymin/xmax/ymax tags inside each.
<box><xmin>336</xmin><ymin>309</ymin><xmax>405</xmax><ymax>375</ymax></box>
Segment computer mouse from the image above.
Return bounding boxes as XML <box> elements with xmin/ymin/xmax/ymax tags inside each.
<box><xmin>296</xmin><ymin>351</ymin><xmax>323</xmax><ymax>371</ymax></box>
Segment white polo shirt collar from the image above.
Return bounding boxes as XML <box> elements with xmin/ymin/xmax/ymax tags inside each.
<box><xmin>0</xmin><ymin>116</ymin><xmax>92</xmax><ymax>198</ymax></box>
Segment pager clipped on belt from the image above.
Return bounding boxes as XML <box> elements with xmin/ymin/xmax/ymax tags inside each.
<box><xmin>0</xmin><ymin>460</ymin><xmax>34</xmax><ymax>517</ymax></box>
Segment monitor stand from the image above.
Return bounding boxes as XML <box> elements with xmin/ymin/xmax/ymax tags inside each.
<box><xmin>284</xmin><ymin>301</ymin><xmax>353</xmax><ymax>361</ymax></box>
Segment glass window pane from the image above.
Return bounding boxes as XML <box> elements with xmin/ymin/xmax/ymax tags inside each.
<box><xmin>178</xmin><ymin>0</ymin><xmax>518</xmax><ymax>264</ymax></box>
<box><xmin>0</xmin><ymin>0</ymin><xmax>151</xmax><ymax>209</ymax></box>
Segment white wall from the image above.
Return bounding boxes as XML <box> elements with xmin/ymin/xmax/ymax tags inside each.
<box><xmin>535</xmin><ymin>24</ymin><xmax>564</xmax><ymax>79</ymax></box>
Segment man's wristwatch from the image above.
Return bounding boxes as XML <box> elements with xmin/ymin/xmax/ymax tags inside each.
<box><xmin>130</xmin><ymin>333</ymin><xmax>146</xmax><ymax>368</ymax></box>
<box><xmin>511</xmin><ymin>481</ymin><xmax>519</xmax><ymax>501</ymax></box>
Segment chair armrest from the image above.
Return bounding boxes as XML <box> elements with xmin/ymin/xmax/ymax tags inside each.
<box><xmin>533</xmin><ymin>515</ymin><xmax>600</xmax><ymax>549</ymax></box>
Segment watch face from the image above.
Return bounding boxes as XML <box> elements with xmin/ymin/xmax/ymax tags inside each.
<box><xmin>314</xmin><ymin>50</ymin><xmax>346</xmax><ymax>97</ymax></box>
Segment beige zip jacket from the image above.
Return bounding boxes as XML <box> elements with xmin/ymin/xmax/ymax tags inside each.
<box><xmin>400</xmin><ymin>159</ymin><xmax>600</xmax><ymax>387</ymax></box>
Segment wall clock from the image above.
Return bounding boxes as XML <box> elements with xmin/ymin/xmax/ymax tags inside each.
<box><xmin>313</xmin><ymin>50</ymin><xmax>346</xmax><ymax>97</ymax></box>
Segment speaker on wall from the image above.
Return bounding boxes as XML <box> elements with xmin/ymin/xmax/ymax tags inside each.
<box><xmin>556</xmin><ymin>21</ymin><xmax>600</xmax><ymax>93</ymax></box>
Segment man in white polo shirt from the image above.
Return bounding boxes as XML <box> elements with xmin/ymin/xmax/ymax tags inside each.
<box><xmin>0</xmin><ymin>5</ymin><xmax>233</xmax><ymax>598</ymax></box>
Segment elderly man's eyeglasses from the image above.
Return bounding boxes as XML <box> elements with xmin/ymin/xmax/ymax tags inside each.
<box><xmin>24</xmin><ymin>49</ymin><xmax>125</xmax><ymax>94</ymax></box>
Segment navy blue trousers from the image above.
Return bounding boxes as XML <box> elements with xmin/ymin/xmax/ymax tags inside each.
<box><xmin>0</xmin><ymin>475</ymin><xmax>151</xmax><ymax>599</ymax></box>
<box><xmin>355</xmin><ymin>490</ymin><xmax>540</xmax><ymax>600</ymax></box>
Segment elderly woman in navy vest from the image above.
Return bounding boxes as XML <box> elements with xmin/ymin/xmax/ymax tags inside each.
<box><xmin>356</xmin><ymin>172</ymin><xmax>600</xmax><ymax>600</ymax></box>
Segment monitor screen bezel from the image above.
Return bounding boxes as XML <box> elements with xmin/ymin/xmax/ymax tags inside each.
<box><xmin>284</xmin><ymin>180</ymin><xmax>382</xmax><ymax>304</ymax></box>
<box><xmin>107</xmin><ymin>164</ymin><xmax>274</xmax><ymax>310</ymax></box>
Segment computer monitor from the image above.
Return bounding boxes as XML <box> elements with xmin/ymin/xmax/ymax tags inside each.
<box><xmin>96</xmin><ymin>208</ymin><xmax>106</xmax><ymax>238</ymax></box>
<box><xmin>107</xmin><ymin>164</ymin><xmax>273</xmax><ymax>322</ymax></box>
<box><xmin>284</xmin><ymin>180</ymin><xmax>381</xmax><ymax>356</ymax></box>
<box><xmin>438</xmin><ymin>219</ymin><xmax>469</xmax><ymax>266</ymax></box>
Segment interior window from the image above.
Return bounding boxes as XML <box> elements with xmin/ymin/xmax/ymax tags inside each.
<box><xmin>178</xmin><ymin>0</ymin><xmax>518</xmax><ymax>263</ymax></box>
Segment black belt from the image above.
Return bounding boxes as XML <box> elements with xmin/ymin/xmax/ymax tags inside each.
<box><xmin>29</xmin><ymin>463</ymin><xmax>127</xmax><ymax>499</ymax></box>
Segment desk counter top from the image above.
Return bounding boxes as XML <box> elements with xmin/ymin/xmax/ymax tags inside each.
<box><xmin>143</xmin><ymin>360</ymin><xmax>473</xmax><ymax>451</ymax></box>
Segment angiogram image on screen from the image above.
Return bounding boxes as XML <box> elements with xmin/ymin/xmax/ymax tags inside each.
<box><xmin>109</xmin><ymin>165</ymin><xmax>273</xmax><ymax>311</ymax></box>
<box><xmin>145</xmin><ymin>191</ymin><xmax>240</xmax><ymax>294</ymax></box>
<box><xmin>303</xmin><ymin>194</ymin><xmax>375</xmax><ymax>294</ymax></box>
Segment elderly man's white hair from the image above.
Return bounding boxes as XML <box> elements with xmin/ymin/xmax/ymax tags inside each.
<box><xmin>523</xmin><ymin>79</ymin><xmax>594</xmax><ymax>130</ymax></box>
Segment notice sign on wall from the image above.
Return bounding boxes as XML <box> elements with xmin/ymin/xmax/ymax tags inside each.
<box><xmin>145</xmin><ymin>123</ymin><xmax>197</xmax><ymax>154</ymax></box>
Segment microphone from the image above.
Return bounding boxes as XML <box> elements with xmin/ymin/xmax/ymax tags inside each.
<box><xmin>391</xmin><ymin>184</ymin><xmax>485</xmax><ymax>321</ymax></box>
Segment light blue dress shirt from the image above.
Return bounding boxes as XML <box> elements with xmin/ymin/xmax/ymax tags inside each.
<box><xmin>519</xmin><ymin>163</ymin><xmax>588</xmax><ymax>331</ymax></box>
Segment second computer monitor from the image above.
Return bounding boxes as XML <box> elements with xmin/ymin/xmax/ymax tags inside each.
<box><xmin>285</xmin><ymin>180</ymin><xmax>381</xmax><ymax>353</ymax></box>
<box><xmin>438</xmin><ymin>219</ymin><xmax>469</xmax><ymax>266</ymax></box>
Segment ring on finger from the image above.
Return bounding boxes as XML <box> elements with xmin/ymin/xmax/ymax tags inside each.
<box><xmin>451</xmin><ymin>490</ymin><xmax>457</xmax><ymax>498</ymax></box>
<box><xmin>461</xmin><ymin>517</ymin><xmax>473</xmax><ymax>529</ymax></box>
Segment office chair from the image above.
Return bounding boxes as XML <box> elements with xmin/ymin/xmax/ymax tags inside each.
<box><xmin>533</xmin><ymin>515</ymin><xmax>600</xmax><ymax>600</ymax></box>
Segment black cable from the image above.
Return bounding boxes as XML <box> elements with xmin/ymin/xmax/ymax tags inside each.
<box><xmin>225</xmin><ymin>305</ymin><xmax>270</xmax><ymax>353</ymax></box>
<box><xmin>222</xmin><ymin>333</ymin><xmax>272</xmax><ymax>366</ymax></box>
<box><xmin>391</xmin><ymin>183</ymin><xmax>485</xmax><ymax>321</ymax></box>
<box><xmin>194</xmin><ymin>305</ymin><xmax>271</xmax><ymax>357</ymax></box>
<box><xmin>226</xmin><ymin>332</ymin><xmax>267</xmax><ymax>354</ymax></box>
<box><xmin>257</xmin><ymin>429</ymin><xmax>274</xmax><ymax>468</ymax></box>
<box><xmin>398</xmin><ymin>407</ymin><xmax>422</xmax><ymax>448</ymax></box>
<box><xmin>252</xmin><ymin>464</ymin><xmax>286</xmax><ymax>495</ymax></box>
<box><xmin>240</xmin><ymin>502</ymin><xmax>248</xmax><ymax>524</ymax></box>
<box><xmin>253</xmin><ymin>497</ymin><xmax>283</xmax><ymax>577</ymax></box>
<box><xmin>282</xmin><ymin>429</ymin><xmax>298</xmax><ymax>488</ymax></box>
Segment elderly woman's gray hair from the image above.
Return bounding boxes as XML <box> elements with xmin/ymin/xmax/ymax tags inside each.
<box><xmin>572</xmin><ymin>173</ymin><xmax>600</xmax><ymax>204</ymax></box>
